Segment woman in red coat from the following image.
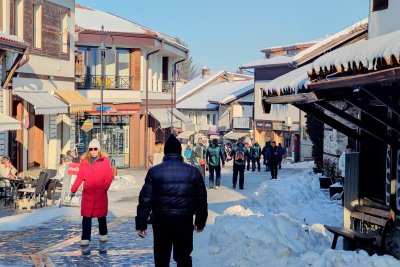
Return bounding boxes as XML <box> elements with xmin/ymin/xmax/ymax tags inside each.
<box><xmin>71</xmin><ymin>139</ymin><xmax>114</xmax><ymax>246</ymax></box>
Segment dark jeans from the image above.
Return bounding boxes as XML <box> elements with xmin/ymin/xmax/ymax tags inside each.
<box><xmin>196</xmin><ymin>165</ymin><xmax>206</xmax><ymax>181</ymax></box>
<box><xmin>233</xmin><ymin>164</ymin><xmax>245</xmax><ymax>189</ymax></box>
<box><xmin>82</xmin><ymin>216</ymin><xmax>108</xmax><ymax>241</ymax></box>
<box><xmin>252</xmin><ymin>158</ymin><xmax>260</xmax><ymax>171</ymax></box>
<box><xmin>153</xmin><ymin>217</ymin><xmax>194</xmax><ymax>267</ymax></box>
<box><xmin>209</xmin><ymin>165</ymin><xmax>221</xmax><ymax>188</ymax></box>
<box><xmin>270</xmin><ymin>163</ymin><xmax>278</xmax><ymax>179</ymax></box>
<box><xmin>246</xmin><ymin>157</ymin><xmax>251</xmax><ymax>171</ymax></box>
<box><xmin>278</xmin><ymin>160</ymin><xmax>282</xmax><ymax>169</ymax></box>
<box><xmin>46</xmin><ymin>179</ymin><xmax>62</xmax><ymax>200</ymax></box>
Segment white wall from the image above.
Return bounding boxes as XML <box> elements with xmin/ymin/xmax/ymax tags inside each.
<box><xmin>218</xmin><ymin>106</ymin><xmax>230</xmax><ymax>130</ymax></box>
<box><xmin>368</xmin><ymin>0</ymin><xmax>400</xmax><ymax>38</ymax></box>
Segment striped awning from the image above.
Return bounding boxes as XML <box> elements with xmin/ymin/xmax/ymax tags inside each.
<box><xmin>0</xmin><ymin>113</ymin><xmax>21</xmax><ymax>131</ymax></box>
<box><xmin>54</xmin><ymin>90</ymin><xmax>93</xmax><ymax>113</ymax></box>
<box><xmin>14</xmin><ymin>90</ymin><xmax>68</xmax><ymax>115</ymax></box>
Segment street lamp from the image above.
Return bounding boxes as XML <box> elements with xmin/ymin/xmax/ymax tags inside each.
<box><xmin>99</xmin><ymin>25</ymin><xmax>117</xmax><ymax>147</ymax></box>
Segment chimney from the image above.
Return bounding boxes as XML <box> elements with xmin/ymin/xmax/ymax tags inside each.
<box><xmin>202</xmin><ymin>66</ymin><xmax>210</xmax><ymax>78</ymax></box>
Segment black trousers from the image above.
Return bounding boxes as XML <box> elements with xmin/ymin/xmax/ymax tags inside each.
<box><xmin>209</xmin><ymin>165</ymin><xmax>221</xmax><ymax>188</ymax></box>
<box><xmin>251</xmin><ymin>158</ymin><xmax>260</xmax><ymax>171</ymax></box>
<box><xmin>82</xmin><ymin>216</ymin><xmax>108</xmax><ymax>241</ymax></box>
<box><xmin>246</xmin><ymin>157</ymin><xmax>251</xmax><ymax>171</ymax></box>
<box><xmin>196</xmin><ymin>165</ymin><xmax>206</xmax><ymax>181</ymax></box>
<box><xmin>270</xmin><ymin>163</ymin><xmax>278</xmax><ymax>179</ymax></box>
<box><xmin>153</xmin><ymin>217</ymin><xmax>194</xmax><ymax>267</ymax></box>
<box><xmin>233</xmin><ymin>165</ymin><xmax>245</xmax><ymax>189</ymax></box>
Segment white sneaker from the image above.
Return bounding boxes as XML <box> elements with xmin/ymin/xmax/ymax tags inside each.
<box><xmin>99</xmin><ymin>235</ymin><xmax>108</xmax><ymax>242</ymax></box>
<box><xmin>80</xmin><ymin>240</ymin><xmax>89</xmax><ymax>246</ymax></box>
<box><xmin>216</xmin><ymin>186</ymin><xmax>220</xmax><ymax>190</ymax></box>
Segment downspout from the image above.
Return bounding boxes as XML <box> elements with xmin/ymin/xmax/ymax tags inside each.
<box><xmin>171</xmin><ymin>58</ymin><xmax>186</xmax><ymax>132</ymax></box>
<box><xmin>144</xmin><ymin>41</ymin><xmax>163</xmax><ymax>170</ymax></box>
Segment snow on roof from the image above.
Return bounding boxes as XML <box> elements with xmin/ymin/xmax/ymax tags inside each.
<box><xmin>0</xmin><ymin>31</ymin><xmax>28</xmax><ymax>47</ymax></box>
<box><xmin>240</xmin><ymin>56</ymin><xmax>293</xmax><ymax>69</ymax></box>
<box><xmin>261</xmin><ymin>39</ymin><xmax>320</xmax><ymax>52</ymax></box>
<box><xmin>264</xmin><ymin>64</ymin><xmax>311</xmax><ymax>96</ymax></box>
<box><xmin>209</xmin><ymin>80</ymin><xmax>254</xmax><ymax>105</ymax></box>
<box><xmin>75</xmin><ymin>5</ymin><xmax>187</xmax><ymax>51</ymax></box>
<box><xmin>294</xmin><ymin>18</ymin><xmax>368</xmax><ymax>63</ymax></box>
<box><xmin>309</xmin><ymin>28</ymin><xmax>400</xmax><ymax>76</ymax></box>
<box><xmin>176</xmin><ymin>70</ymin><xmax>225</xmax><ymax>102</ymax></box>
<box><xmin>177</xmin><ymin>80</ymin><xmax>253</xmax><ymax>110</ymax></box>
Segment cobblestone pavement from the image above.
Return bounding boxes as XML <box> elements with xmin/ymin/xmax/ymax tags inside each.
<box><xmin>0</xmin><ymin>216</ymin><xmax>156</xmax><ymax>267</ymax></box>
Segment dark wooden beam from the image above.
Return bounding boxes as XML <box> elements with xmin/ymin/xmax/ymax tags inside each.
<box><xmin>309</xmin><ymin>66</ymin><xmax>400</xmax><ymax>90</ymax></box>
<box><xmin>316</xmin><ymin>101</ymin><xmax>390</xmax><ymax>144</ymax></box>
<box><xmin>294</xmin><ymin>103</ymin><xmax>361</xmax><ymax>141</ymax></box>
<box><xmin>362</xmin><ymin>88</ymin><xmax>400</xmax><ymax>118</ymax></box>
<box><xmin>344</xmin><ymin>96</ymin><xmax>400</xmax><ymax>134</ymax></box>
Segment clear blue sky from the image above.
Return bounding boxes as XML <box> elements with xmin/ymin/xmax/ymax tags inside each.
<box><xmin>77</xmin><ymin>0</ymin><xmax>369</xmax><ymax>72</ymax></box>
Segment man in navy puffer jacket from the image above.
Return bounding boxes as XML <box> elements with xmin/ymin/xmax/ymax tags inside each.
<box><xmin>136</xmin><ymin>134</ymin><xmax>208</xmax><ymax>267</ymax></box>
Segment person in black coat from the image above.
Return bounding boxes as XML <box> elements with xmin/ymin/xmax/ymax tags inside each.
<box><xmin>136</xmin><ymin>134</ymin><xmax>208</xmax><ymax>267</ymax></box>
<box><xmin>267</xmin><ymin>141</ymin><xmax>279</xmax><ymax>179</ymax></box>
<box><xmin>261</xmin><ymin>141</ymin><xmax>271</xmax><ymax>172</ymax></box>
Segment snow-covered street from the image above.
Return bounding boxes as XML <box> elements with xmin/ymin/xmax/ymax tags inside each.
<box><xmin>0</xmin><ymin>162</ymin><xmax>399</xmax><ymax>266</ymax></box>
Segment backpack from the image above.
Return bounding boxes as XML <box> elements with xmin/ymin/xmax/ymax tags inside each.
<box><xmin>235</xmin><ymin>147</ymin><xmax>245</xmax><ymax>161</ymax></box>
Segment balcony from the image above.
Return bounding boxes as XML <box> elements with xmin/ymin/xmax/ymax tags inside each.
<box><xmin>162</xmin><ymin>80</ymin><xmax>172</xmax><ymax>94</ymax></box>
<box><xmin>77</xmin><ymin>75</ymin><xmax>132</xmax><ymax>90</ymax></box>
<box><xmin>232</xmin><ymin>117</ymin><xmax>253</xmax><ymax>130</ymax></box>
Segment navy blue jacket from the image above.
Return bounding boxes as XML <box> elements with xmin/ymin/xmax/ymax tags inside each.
<box><xmin>135</xmin><ymin>154</ymin><xmax>208</xmax><ymax>230</ymax></box>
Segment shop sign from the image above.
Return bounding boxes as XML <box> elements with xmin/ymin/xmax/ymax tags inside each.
<box><xmin>272</xmin><ymin>122</ymin><xmax>283</xmax><ymax>131</ymax></box>
<box><xmin>68</xmin><ymin>163</ymin><xmax>80</xmax><ymax>175</ymax></box>
<box><xmin>81</xmin><ymin>119</ymin><xmax>93</xmax><ymax>132</ymax></box>
<box><xmin>255</xmin><ymin>120</ymin><xmax>272</xmax><ymax>130</ymax></box>
<box><xmin>95</xmin><ymin>106</ymin><xmax>118</xmax><ymax>114</ymax></box>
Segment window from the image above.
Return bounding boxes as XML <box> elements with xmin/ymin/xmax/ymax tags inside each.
<box><xmin>207</xmin><ymin>114</ymin><xmax>211</xmax><ymax>125</ymax></box>
<box><xmin>33</xmin><ymin>4</ymin><xmax>42</xmax><ymax>48</ymax></box>
<box><xmin>212</xmin><ymin>114</ymin><xmax>217</xmax><ymax>125</ymax></box>
<box><xmin>60</xmin><ymin>12</ymin><xmax>69</xmax><ymax>53</ymax></box>
<box><xmin>14</xmin><ymin>0</ymin><xmax>24</xmax><ymax>38</ymax></box>
<box><xmin>162</xmin><ymin>57</ymin><xmax>169</xmax><ymax>81</ymax></box>
<box><xmin>373</xmin><ymin>0</ymin><xmax>389</xmax><ymax>11</ymax></box>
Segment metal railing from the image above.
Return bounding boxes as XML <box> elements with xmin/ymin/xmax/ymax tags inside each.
<box><xmin>162</xmin><ymin>80</ymin><xmax>172</xmax><ymax>93</ymax></box>
<box><xmin>77</xmin><ymin>75</ymin><xmax>132</xmax><ymax>89</ymax></box>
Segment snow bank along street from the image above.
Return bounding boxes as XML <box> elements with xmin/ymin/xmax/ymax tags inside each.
<box><xmin>0</xmin><ymin>163</ymin><xmax>399</xmax><ymax>266</ymax></box>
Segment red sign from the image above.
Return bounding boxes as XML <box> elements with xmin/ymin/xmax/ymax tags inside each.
<box><xmin>68</xmin><ymin>163</ymin><xmax>80</xmax><ymax>175</ymax></box>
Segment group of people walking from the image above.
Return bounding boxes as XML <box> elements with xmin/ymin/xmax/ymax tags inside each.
<box><xmin>67</xmin><ymin>134</ymin><xmax>287</xmax><ymax>266</ymax></box>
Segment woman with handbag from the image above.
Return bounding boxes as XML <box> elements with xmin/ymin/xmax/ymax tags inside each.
<box><xmin>71</xmin><ymin>139</ymin><xmax>114</xmax><ymax>246</ymax></box>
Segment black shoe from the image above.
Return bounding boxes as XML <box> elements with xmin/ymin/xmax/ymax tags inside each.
<box><xmin>239</xmin><ymin>187</ymin><xmax>244</xmax><ymax>190</ymax></box>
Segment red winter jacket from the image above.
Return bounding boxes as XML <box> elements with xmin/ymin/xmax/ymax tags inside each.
<box><xmin>71</xmin><ymin>156</ymin><xmax>114</xmax><ymax>218</ymax></box>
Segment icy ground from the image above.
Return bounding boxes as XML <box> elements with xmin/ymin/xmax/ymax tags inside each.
<box><xmin>0</xmin><ymin>161</ymin><xmax>398</xmax><ymax>266</ymax></box>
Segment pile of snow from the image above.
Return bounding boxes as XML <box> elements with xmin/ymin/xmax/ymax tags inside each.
<box><xmin>194</xmin><ymin>162</ymin><xmax>399</xmax><ymax>266</ymax></box>
<box><xmin>109</xmin><ymin>175</ymin><xmax>136</xmax><ymax>192</ymax></box>
<box><xmin>0</xmin><ymin>207</ymin><xmax>78</xmax><ymax>232</ymax></box>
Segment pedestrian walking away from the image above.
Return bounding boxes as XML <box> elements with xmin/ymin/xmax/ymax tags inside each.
<box><xmin>262</xmin><ymin>141</ymin><xmax>271</xmax><ymax>172</ymax></box>
<box><xmin>206</xmin><ymin>139</ymin><xmax>226</xmax><ymax>190</ymax></box>
<box><xmin>136</xmin><ymin>134</ymin><xmax>208</xmax><ymax>267</ymax></box>
<box><xmin>245</xmin><ymin>142</ymin><xmax>251</xmax><ymax>171</ymax></box>
<box><xmin>71</xmin><ymin>139</ymin><xmax>114</xmax><ymax>246</ymax></box>
<box><xmin>184</xmin><ymin>141</ymin><xmax>193</xmax><ymax>164</ymax></box>
<box><xmin>277</xmin><ymin>143</ymin><xmax>284</xmax><ymax>169</ymax></box>
<box><xmin>229</xmin><ymin>138</ymin><xmax>249</xmax><ymax>190</ymax></box>
<box><xmin>191</xmin><ymin>138</ymin><xmax>207</xmax><ymax>180</ymax></box>
<box><xmin>267</xmin><ymin>141</ymin><xmax>279</xmax><ymax>179</ymax></box>
<box><xmin>250</xmin><ymin>141</ymin><xmax>262</xmax><ymax>172</ymax></box>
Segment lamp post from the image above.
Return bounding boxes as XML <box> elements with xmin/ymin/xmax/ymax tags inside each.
<box><xmin>171</xmin><ymin>59</ymin><xmax>186</xmax><ymax>132</ymax></box>
<box><xmin>99</xmin><ymin>25</ymin><xmax>117</xmax><ymax>146</ymax></box>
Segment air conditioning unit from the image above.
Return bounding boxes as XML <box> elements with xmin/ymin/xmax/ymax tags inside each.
<box><xmin>285</xmin><ymin>116</ymin><xmax>293</xmax><ymax>127</ymax></box>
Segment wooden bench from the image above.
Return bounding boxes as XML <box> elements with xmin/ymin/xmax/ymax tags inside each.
<box><xmin>324</xmin><ymin>203</ymin><xmax>391</xmax><ymax>253</ymax></box>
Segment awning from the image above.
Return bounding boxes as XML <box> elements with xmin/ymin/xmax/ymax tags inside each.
<box><xmin>54</xmin><ymin>90</ymin><xmax>93</xmax><ymax>113</ymax></box>
<box><xmin>149</xmin><ymin>108</ymin><xmax>192</xmax><ymax>129</ymax></box>
<box><xmin>223</xmin><ymin>132</ymin><xmax>248</xmax><ymax>140</ymax></box>
<box><xmin>177</xmin><ymin>131</ymin><xmax>195</xmax><ymax>139</ymax></box>
<box><xmin>0</xmin><ymin>113</ymin><xmax>21</xmax><ymax>131</ymax></box>
<box><xmin>14</xmin><ymin>90</ymin><xmax>68</xmax><ymax>115</ymax></box>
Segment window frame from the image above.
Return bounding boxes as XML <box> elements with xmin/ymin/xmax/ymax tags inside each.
<box><xmin>372</xmin><ymin>0</ymin><xmax>389</xmax><ymax>12</ymax></box>
<box><xmin>33</xmin><ymin>3</ymin><xmax>42</xmax><ymax>49</ymax></box>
